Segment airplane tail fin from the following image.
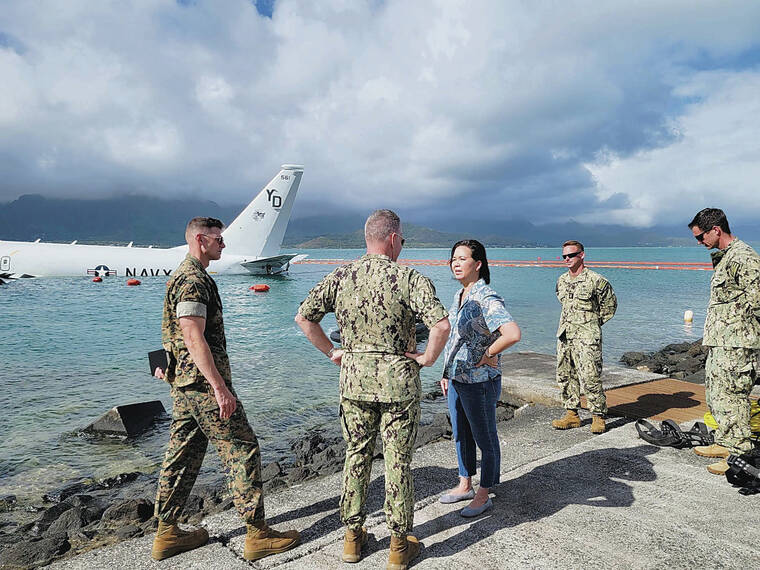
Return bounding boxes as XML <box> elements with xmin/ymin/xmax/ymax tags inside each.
<box><xmin>222</xmin><ymin>165</ymin><xmax>303</xmax><ymax>258</ymax></box>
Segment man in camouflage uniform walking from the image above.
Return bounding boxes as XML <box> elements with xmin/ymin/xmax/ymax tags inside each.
<box><xmin>689</xmin><ymin>208</ymin><xmax>760</xmax><ymax>475</ymax></box>
<box><xmin>296</xmin><ymin>210</ymin><xmax>449</xmax><ymax>569</ymax></box>
<box><xmin>552</xmin><ymin>240</ymin><xmax>617</xmax><ymax>434</ymax></box>
<box><xmin>152</xmin><ymin>217</ymin><xmax>299</xmax><ymax>561</ymax></box>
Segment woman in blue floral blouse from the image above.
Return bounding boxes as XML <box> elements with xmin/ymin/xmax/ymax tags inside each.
<box><xmin>439</xmin><ymin>239</ymin><xmax>521</xmax><ymax>517</ymax></box>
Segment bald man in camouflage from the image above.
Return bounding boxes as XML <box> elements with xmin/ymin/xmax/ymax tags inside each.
<box><xmin>689</xmin><ymin>208</ymin><xmax>760</xmax><ymax>476</ymax></box>
<box><xmin>296</xmin><ymin>209</ymin><xmax>450</xmax><ymax>569</ymax></box>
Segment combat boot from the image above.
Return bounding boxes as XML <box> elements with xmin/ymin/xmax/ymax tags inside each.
<box><xmin>694</xmin><ymin>444</ymin><xmax>730</xmax><ymax>458</ymax></box>
<box><xmin>591</xmin><ymin>415</ymin><xmax>606</xmax><ymax>434</ymax></box>
<box><xmin>551</xmin><ymin>409</ymin><xmax>581</xmax><ymax>430</ymax></box>
<box><xmin>151</xmin><ymin>520</ymin><xmax>209</xmax><ymax>560</ymax></box>
<box><xmin>707</xmin><ymin>459</ymin><xmax>729</xmax><ymax>475</ymax></box>
<box><xmin>386</xmin><ymin>534</ymin><xmax>420</xmax><ymax>570</ymax></box>
<box><xmin>244</xmin><ymin>522</ymin><xmax>300</xmax><ymax>561</ymax></box>
<box><xmin>342</xmin><ymin>526</ymin><xmax>368</xmax><ymax>563</ymax></box>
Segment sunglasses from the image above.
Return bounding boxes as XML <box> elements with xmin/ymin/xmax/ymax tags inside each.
<box><xmin>694</xmin><ymin>228</ymin><xmax>713</xmax><ymax>243</ymax></box>
<box><xmin>394</xmin><ymin>233</ymin><xmax>405</xmax><ymax>246</ymax></box>
<box><xmin>562</xmin><ymin>251</ymin><xmax>582</xmax><ymax>260</ymax></box>
<box><xmin>200</xmin><ymin>234</ymin><xmax>224</xmax><ymax>245</ymax></box>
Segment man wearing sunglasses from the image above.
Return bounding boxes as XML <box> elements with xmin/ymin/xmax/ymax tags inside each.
<box><xmin>152</xmin><ymin>217</ymin><xmax>300</xmax><ymax>561</ymax></box>
<box><xmin>552</xmin><ymin>240</ymin><xmax>617</xmax><ymax>434</ymax></box>
<box><xmin>688</xmin><ymin>208</ymin><xmax>760</xmax><ymax>475</ymax></box>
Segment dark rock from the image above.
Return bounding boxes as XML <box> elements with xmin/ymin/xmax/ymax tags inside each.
<box><xmin>684</xmin><ymin>369</ymin><xmax>706</xmax><ymax>384</ymax></box>
<box><xmin>287</xmin><ymin>466</ymin><xmax>314</xmax><ymax>484</ymax></box>
<box><xmin>670</xmin><ymin>356</ymin><xmax>704</xmax><ymax>374</ymax></box>
<box><xmin>0</xmin><ymin>534</ymin><xmax>70</xmax><ymax>568</ymax></box>
<box><xmin>115</xmin><ymin>524</ymin><xmax>142</xmax><ymax>540</ymax></box>
<box><xmin>687</xmin><ymin>341</ymin><xmax>707</xmax><ymax>357</ymax></box>
<box><xmin>98</xmin><ymin>471</ymin><xmax>141</xmax><ymax>489</ymax></box>
<box><xmin>415</xmin><ymin>413</ymin><xmax>452</xmax><ymax>448</ymax></box>
<box><xmin>43</xmin><ymin>480</ymin><xmax>93</xmax><ymax>503</ymax></box>
<box><xmin>83</xmin><ymin>401</ymin><xmax>166</xmax><ymax>437</ymax></box>
<box><xmin>32</xmin><ymin>502</ymin><xmax>73</xmax><ymax>536</ymax></box>
<box><xmin>261</xmin><ymin>461</ymin><xmax>283</xmax><ymax>482</ymax></box>
<box><xmin>264</xmin><ymin>477</ymin><xmax>287</xmax><ymax>494</ymax></box>
<box><xmin>101</xmin><ymin>499</ymin><xmax>153</xmax><ymax>524</ymax></box>
<box><xmin>46</xmin><ymin>507</ymin><xmax>87</xmax><ymax>536</ymax></box>
<box><xmin>496</xmin><ymin>405</ymin><xmax>515</xmax><ymax>423</ymax></box>
<box><xmin>634</xmin><ymin>359</ymin><xmax>663</xmax><ymax>373</ymax></box>
<box><xmin>619</xmin><ymin>351</ymin><xmax>648</xmax><ymax>366</ymax></box>
<box><xmin>663</xmin><ymin>342</ymin><xmax>692</xmax><ymax>354</ymax></box>
<box><xmin>671</xmin><ymin>371</ymin><xmax>687</xmax><ymax>380</ymax></box>
<box><xmin>0</xmin><ymin>494</ymin><xmax>17</xmax><ymax>512</ymax></box>
<box><xmin>291</xmin><ymin>431</ymin><xmax>337</xmax><ymax>466</ymax></box>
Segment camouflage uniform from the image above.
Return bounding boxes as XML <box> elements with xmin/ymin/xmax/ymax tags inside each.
<box><xmin>298</xmin><ymin>254</ymin><xmax>447</xmax><ymax>537</ymax></box>
<box><xmin>155</xmin><ymin>254</ymin><xmax>264</xmax><ymax>524</ymax></box>
<box><xmin>556</xmin><ymin>268</ymin><xmax>617</xmax><ymax>414</ymax></box>
<box><xmin>703</xmin><ymin>239</ymin><xmax>760</xmax><ymax>453</ymax></box>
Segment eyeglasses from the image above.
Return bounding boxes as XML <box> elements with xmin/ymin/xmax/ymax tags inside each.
<box><xmin>394</xmin><ymin>233</ymin><xmax>405</xmax><ymax>246</ymax></box>
<box><xmin>694</xmin><ymin>228</ymin><xmax>713</xmax><ymax>243</ymax></box>
<box><xmin>562</xmin><ymin>251</ymin><xmax>582</xmax><ymax>260</ymax></box>
<box><xmin>200</xmin><ymin>234</ymin><xmax>224</xmax><ymax>245</ymax></box>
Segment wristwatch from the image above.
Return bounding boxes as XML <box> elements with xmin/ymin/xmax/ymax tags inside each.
<box><xmin>486</xmin><ymin>348</ymin><xmax>495</xmax><ymax>358</ymax></box>
<box><xmin>327</xmin><ymin>347</ymin><xmax>336</xmax><ymax>358</ymax></box>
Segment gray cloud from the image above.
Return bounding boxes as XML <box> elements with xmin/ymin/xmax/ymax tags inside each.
<box><xmin>1</xmin><ymin>0</ymin><xmax>759</xmax><ymax>227</ymax></box>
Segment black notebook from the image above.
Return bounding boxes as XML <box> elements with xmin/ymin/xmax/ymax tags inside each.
<box><xmin>148</xmin><ymin>349</ymin><xmax>169</xmax><ymax>376</ymax></box>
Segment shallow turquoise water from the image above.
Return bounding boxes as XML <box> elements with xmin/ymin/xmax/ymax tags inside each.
<box><xmin>0</xmin><ymin>246</ymin><xmax>720</xmax><ymax>500</ymax></box>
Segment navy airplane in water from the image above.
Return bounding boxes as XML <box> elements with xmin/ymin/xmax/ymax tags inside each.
<box><xmin>0</xmin><ymin>165</ymin><xmax>305</xmax><ymax>279</ymax></box>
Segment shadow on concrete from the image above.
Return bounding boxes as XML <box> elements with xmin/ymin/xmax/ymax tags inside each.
<box><xmin>223</xmin><ymin>465</ymin><xmax>459</xmax><ymax>544</ymax></box>
<box><xmin>417</xmin><ymin>445</ymin><xmax>660</xmax><ymax>560</ymax></box>
<box><xmin>607</xmin><ymin>391</ymin><xmax>701</xmax><ymax>420</ymax></box>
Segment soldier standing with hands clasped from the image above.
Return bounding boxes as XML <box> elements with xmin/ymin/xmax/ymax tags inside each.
<box><xmin>552</xmin><ymin>240</ymin><xmax>617</xmax><ymax>434</ymax></box>
<box><xmin>689</xmin><ymin>208</ymin><xmax>760</xmax><ymax>475</ymax></box>
<box><xmin>296</xmin><ymin>209</ymin><xmax>449</xmax><ymax>570</ymax></box>
<box><xmin>152</xmin><ymin>217</ymin><xmax>299</xmax><ymax>561</ymax></box>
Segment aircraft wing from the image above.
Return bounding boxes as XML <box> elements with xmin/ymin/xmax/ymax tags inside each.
<box><xmin>239</xmin><ymin>253</ymin><xmax>299</xmax><ymax>275</ymax></box>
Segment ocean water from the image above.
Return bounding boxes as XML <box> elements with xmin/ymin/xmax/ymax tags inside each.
<box><xmin>0</xmin><ymin>246</ymin><xmax>724</xmax><ymax>502</ymax></box>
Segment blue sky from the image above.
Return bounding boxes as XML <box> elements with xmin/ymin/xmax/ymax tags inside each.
<box><xmin>1</xmin><ymin>0</ymin><xmax>759</xmax><ymax>228</ymax></box>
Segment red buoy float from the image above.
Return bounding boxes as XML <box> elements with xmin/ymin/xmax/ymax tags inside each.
<box><xmin>250</xmin><ymin>284</ymin><xmax>270</xmax><ymax>292</ymax></box>
<box><xmin>92</xmin><ymin>276</ymin><xmax>103</xmax><ymax>283</ymax></box>
<box><xmin>127</xmin><ymin>278</ymin><xmax>141</xmax><ymax>286</ymax></box>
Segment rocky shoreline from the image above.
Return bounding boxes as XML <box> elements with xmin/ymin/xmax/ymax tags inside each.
<box><xmin>620</xmin><ymin>338</ymin><xmax>707</xmax><ymax>383</ymax></box>
<box><xmin>0</xmin><ymin>390</ymin><xmax>515</xmax><ymax>569</ymax></box>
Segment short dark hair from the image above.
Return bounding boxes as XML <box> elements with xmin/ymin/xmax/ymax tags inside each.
<box><xmin>449</xmin><ymin>239</ymin><xmax>490</xmax><ymax>284</ymax></box>
<box><xmin>186</xmin><ymin>217</ymin><xmax>224</xmax><ymax>241</ymax></box>
<box><xmin>562</xmin><ymin>240</ymin><xmax>584</xmax><ymax>251</ymax></box>
<box><xmin>688</xmin><ymin>208</ymin><xmax>731</xmax><ymax>234</ymax></box>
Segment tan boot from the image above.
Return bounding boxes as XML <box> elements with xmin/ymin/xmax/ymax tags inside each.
<box><xmin>591</xmin><ymin>415</ymin><xmax>606</xmax><ymax>434</ymax></box>
<box><xmin>386</xmin><ymin>534</ymin><xmax>420</xmax><ymax>570</ymax></box>
<box><xmin>151</xmin><ymin>520</ymin><xmax>209</xmax><ymax>560</ymax></box>
<box><xmin>694</xmin><ymin>444</ymin><xmax>730</xmax><ymax>458</ymax></box>
<box><xmin>244</xmin><ymin>522</ymin><xmax>300</xmax><ymax>561</ymax></box>
<box><xmin>707</xmin><ymin>459</ymin><xmax>729</xmax><ymax>475</ymax></box>
<box><xmin>551</xmin><ymin>409</ymin><xmax>581</xmax><ymax>430</ymax></box>
<box><xmin>342</xmin><ymin>526</ymin><xmax>368</xmax><ymax>563</ymax></box>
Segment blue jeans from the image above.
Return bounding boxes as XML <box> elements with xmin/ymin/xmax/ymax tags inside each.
<box><xmin>448</xmin><ymin>377</ymin><xmax>502</xmax><ymax>488</ymax></box>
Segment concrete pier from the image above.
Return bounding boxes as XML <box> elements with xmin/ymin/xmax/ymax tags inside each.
<box><xmin>49</xmin><ymin>353</ymin><xmax>760</xmax><ymax>569</ymax></box>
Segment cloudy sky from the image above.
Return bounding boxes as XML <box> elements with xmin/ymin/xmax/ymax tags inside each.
<box><xmin>1</xmin><ymin>0</ymin><xmax>759</xmax><ymax>227</ymax></box>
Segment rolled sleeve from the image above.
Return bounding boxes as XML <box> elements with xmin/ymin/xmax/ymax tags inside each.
<box><xmin>174</xmin><ymin>280</ymin><xmax>210</xmax><ymax>318</ymax></box>
<box><xmin>409</xmin><ymin>271</ymin><xmax>448</xmax><ymax>328</ymax></box>
<box><xmin>177</xmin><ymin>301</ymin><xmax>207</xmax><ymax>318</ymax></box>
